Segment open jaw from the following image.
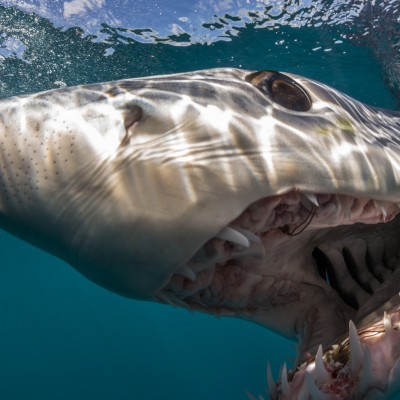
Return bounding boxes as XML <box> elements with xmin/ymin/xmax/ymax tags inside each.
<box><xmin>157</xmin><ymin>191</ymin><xmax>400</xmax><ymax>399</ymax></box>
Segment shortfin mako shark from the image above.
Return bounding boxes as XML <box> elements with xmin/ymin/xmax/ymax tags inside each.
<box><xmin>0</xmin><ymin>68</ymin><xmax>399</xmax><ymax>398</ymax></box>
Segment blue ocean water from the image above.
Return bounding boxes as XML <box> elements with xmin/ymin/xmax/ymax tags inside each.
<box><xmin>0</xmin><ymin>1</ymin><xmax>399</xmax><ymax>399</ymax></box>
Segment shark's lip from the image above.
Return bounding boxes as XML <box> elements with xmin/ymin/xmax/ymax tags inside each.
<box><xmin>157</xmin><ymin>190</ymin><xmax>400</xmax><ymax>377</ymax></box>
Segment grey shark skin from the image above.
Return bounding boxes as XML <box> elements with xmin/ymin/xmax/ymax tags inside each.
<box><xmin>0</xmin><ymin>68</ymin><xmax>400</xmax><ymax>398</ymax></box>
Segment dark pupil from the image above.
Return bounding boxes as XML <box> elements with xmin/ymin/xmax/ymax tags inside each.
<box><xmin>267</xmin><ymin>76</ymin><xmax>312</xmax><ymax>112</ymax></box>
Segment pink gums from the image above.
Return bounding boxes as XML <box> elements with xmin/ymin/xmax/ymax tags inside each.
<box><xmin>271</xmin><ymin>309</ymin><xmax>400</xmax><ymax>399</ymax></box>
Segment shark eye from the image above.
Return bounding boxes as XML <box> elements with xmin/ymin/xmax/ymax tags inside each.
<box><xmin>246</xmin><ymin>70</ymin><xmax>312</xmax><ymax>112</ymax></box>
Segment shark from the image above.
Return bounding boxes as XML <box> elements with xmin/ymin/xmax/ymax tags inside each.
<box><xmin>0</xmin><ymin>68</ymin><xmax>399</xmax><ymax>399</ymax></box>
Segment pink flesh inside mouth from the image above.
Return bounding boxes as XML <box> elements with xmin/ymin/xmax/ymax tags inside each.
<box><xmin>157</xmin><ymin>191</ymin><xmax>400</xmax><ymax>398</ymax></box>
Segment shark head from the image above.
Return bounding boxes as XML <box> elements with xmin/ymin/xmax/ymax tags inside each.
<box><xmin>1</xmin><ymin>68</ymin><xmax>400</xmax><ymax>398</ymax></box>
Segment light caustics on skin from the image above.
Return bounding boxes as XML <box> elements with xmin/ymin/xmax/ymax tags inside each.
<box><xmin>0</xmin><ymin>68</ymin><xmax>400</xmax><ymax>398</ymax></box>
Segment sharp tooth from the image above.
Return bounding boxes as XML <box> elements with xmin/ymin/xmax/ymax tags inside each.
<box><xmin>170</xmin><ymin>294</ymin><xmax>190</xmax><ymax>310</ymax></box>
<box><xmin>305</xmin><ymin>372</ymin><xmax>330</xmax><ymax>400</ymax></box>
<box><xmin>216</xmin><ymin>226</ymin><xmax>250</xmax><ymax>247</ymax></box>
<box><xmin>301</xmin><ymin>193</ymin><xmax>320</xmax><ymax>208</ymax></box>
<box><xmin>297</xmin><ymin>377</ymin><xmax>310</xmax><ymax>400</ymax></box>
<box><xmin>384</xmin><ymin>311</ymin><xmax>393</xmax><ymax>333</ymax></box>
<box><xmin>157</xmin><ymin>291</ymin><xmax>190</xmax><ymax>310</ymax></box>
<box><xmin>349</xmin><ymin>320</ymin><xmax>364</xmax><ymax>374</ymax></box>
<box><xmin>230</xmin><ymin>228</ymin><xmax>265</xmax><ymax>258</ymax></box>
<box><xmin>381</xmin><ymin>207</ymin><xmax>387</xmax><ymax>222</ymax></box>
<box><xmin>267</xmin><ymin>362</ymin><xmax>277</xmax><ymax>398</ymax></box>
<box><xmin>358</xmin><ymin>347</ymin><xmax>373</xmax><ymax>394</ymax></box>
<box><xmin>281</xmin><ymin>363</ymin><xmax>291</xmax><ymax>396</ymax></box>
<box><xmin>315</xmin><ymin>345</ymin><xmax>330</xmax><ymax>386</ymax></box>
<box><xmin>176</xmin><ymin>265</ymin><xmax>197</xmax><ymax>281</ymax></box>
<box><xmin>235</xmin><ymin>227</ymin><xmax>262</xmax><ymax>243</ymax></box>
<box><xmin>376</xmin><ymin>201</ymin><xmax>387</xmax><ymax>221</ymax></box>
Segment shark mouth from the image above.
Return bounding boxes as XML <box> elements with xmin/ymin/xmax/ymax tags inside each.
<box><xmin>157</xmin><ymin>191</ymin><xmax>400</xmax><ymax>399</ymax></box>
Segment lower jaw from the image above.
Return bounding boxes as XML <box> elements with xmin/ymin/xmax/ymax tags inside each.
<box><xmin>268</xmin><ymin>306</ymin><xmax>400</xmax><ymax>399</ymax></box>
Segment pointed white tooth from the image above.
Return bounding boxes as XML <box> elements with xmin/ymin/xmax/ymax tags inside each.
<box><xmin>376</xmin><ymin>201</ymin><xmax>387</xmax><ymax>221</ymax></box>
<box><xmin>305</xmin><ymin>193</ymin><xmax>320</xmax><ymax>207</ymax></box>
<box><xmin>216</xmin><ymin>226</ymin><xmax>250</xmax><ymax>248</ymax></box>
<box><xmin>297</xmin><ymin>376</ymin><xmax>310</xmax><ymax>400</ymax></box>
<box><xmin>235</xmin><ymin>243</ymin><xmax>266</xmax><ymax>258</ymax></box>
<box><xmin>381</xmin><ymin>207</ymin><xmax>387</xmax><ymax>222</ymax></box>
<box><xmin>169</xmin><ymin>293</ymin><xmax>191</xmax><ymax>310</ymax></box>
<box><xmin>176</xmin><ymin>265</ymin><xmax>197</xmax><ymax>281</ymax></box>
<box><xmin>384</xmin><ymin>311</ymin><xmax>393</xmax><ymax>333</ymax></box>
<box><xmin>349</xmin><ymin>320</ymin><xmax>364</xmax><ymax>374</ymax></box>
<box><xmin>315</xmin><ymin>345</ymin><xmax>330</xmax><ymax>386</ymax></box>
<box><xmin>358</xmin><ymin>347</ymin><xmax>373</xmax><ymax>394</ymax></box>
<box><xmin>235</xmin><ymin>227</ymin><xmax>262</xmax><ymax>243</ymax></box>
<box><xmin>267</xmin><ymin>362</ymin><xmax>277</xmax><ymax>397</ymax></box>
<box><xmin>305</xmin><ymin>372</ymin><xmax>330</xmax><ymax>400</ymax></box>
<box><xmin>281</xmin><ymin>363</ymin><xmax>291</xmax><ymax>396</ymax></box>
<box><xmin>300</xmin><ymin>193</ymin><xmax>319</xmax><ymax>209</ymax></box>
<box><xmin>157</xmin><ymin>291</ymin><xmax>190</xmax><ymax>310</ymax></box>
<box><xmin>231</xmin><ymin>228</ymin><xmax>265</xmax><ymax>258</ymax></box>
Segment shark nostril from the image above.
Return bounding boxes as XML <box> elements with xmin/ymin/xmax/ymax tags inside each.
<box><xmin>120</xmin><ymin>103</ymin><xmax>143</xmax><ymax>147</ymax></box>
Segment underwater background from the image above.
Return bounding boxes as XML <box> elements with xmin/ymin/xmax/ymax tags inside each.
<box><xmin>0</xmin><ymin>0</ymin><xmax>399</xmax><ymax>399</ymax></box>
